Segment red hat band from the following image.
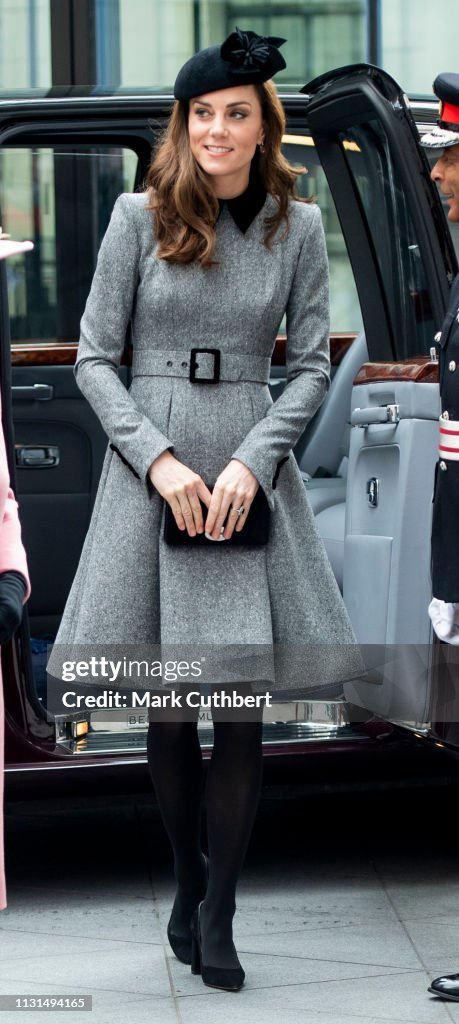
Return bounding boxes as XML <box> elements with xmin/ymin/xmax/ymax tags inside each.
<box><xmin>440</xmin><ymin>100</ymin><xmax>459</xmax><ymax>130</ymax></box>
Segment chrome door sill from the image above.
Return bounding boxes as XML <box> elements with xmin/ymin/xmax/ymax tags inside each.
<box><xmin>54</xmin><ymin>701</ymin><xmax>370</xmax><ymax>756</ymax></box>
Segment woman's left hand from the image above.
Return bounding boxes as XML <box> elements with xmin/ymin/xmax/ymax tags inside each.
<box><xmin>204</xmin><ymin>460</ymin><xmax>260</xmax><ymax>540</ymax></box>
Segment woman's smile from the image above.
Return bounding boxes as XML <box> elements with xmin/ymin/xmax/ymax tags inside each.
<box><xmin>188</xmin><ymin>85</ymin><xmax>264</xmax><ymax>197</ymax></box>
<box><xmin>204</xmin><ymin>145</ymin><xmax>234</xmax><ymax>155</ymax></box>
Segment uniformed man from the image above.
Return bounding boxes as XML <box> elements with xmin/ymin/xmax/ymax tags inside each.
<box><xmin>421</xmin><ymin>74</ymin><xmax>459</xmax><ymax>1001</ymax></box>
<box><xmin>422</xmin><ymin>76</ymin><xmax>459</xmax><ymax>643</ymax></box>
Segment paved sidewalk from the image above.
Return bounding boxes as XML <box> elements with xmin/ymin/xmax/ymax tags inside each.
<box><xmin>1</xmin><ymin>783</ymin><xmax>459</xmax><ymax>1024</ymax></box>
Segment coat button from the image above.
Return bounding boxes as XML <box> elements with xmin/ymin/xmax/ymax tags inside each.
<box><xmin>440</xmin><ymin>460</ymin><xmax>448</xmax><ymax>471</ymax></box>
<box><xmin>449</xmin><ymin>360</ymin><xmax>457</xmax><ymax>371</ymax></box>
<box><xmin>166</xmin><ymin>360</ymin><xmax>173</xmax><ymax>367</ymax></box>
<box><xmin>181</xmin><ymin>361</ymin><xmax>187</xmax><ymax>368</ymax></box>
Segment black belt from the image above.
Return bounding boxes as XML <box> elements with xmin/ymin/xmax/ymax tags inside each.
<box><xmin>131</xmin><ymin>347</ymin><xmax>271</xmax><ymax>385</ymax></box>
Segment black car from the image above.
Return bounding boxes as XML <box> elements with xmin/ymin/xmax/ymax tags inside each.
<box><xmin>1</xmin><ymin>64</ymin><xmax>458</xmax><ymax>781</ymax></box>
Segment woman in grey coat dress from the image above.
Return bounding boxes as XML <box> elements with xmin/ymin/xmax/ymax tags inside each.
<box><xmin>49</xmin><ymin>28</ymin><xmax>360</xmax><ymax>992</ymax></box>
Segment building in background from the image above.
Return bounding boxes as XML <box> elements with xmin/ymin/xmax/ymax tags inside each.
<box><xmin>0</xmin><ymin>0</ymin><xmax>367</xmax><ymax>92</ymax></box>
<box><xmin>0</xmin><ymin>0</ymin><xmax>457</xmax><ymax>96</ymax></box>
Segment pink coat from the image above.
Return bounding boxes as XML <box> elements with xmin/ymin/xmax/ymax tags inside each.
<box><xmin>0</xmin><ymin>392</ymin><xmax>30</xmax><ymax>909</ymax></box>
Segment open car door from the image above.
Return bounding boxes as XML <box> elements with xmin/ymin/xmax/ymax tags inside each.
<box><xmin>303</xmin><ymin>63</ymin><xmax>459</xmax><ymax>741</ymax></box>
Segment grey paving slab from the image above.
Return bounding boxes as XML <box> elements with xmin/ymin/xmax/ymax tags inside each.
<box><xmin>237</xmin><ymin>919</ymin><xmax>423</xmax><ymax>970</ymax></box>
<box><xmin>153</xmin><ymin>887</ymin><xmax>395</xmax><ymax>940</ymax></box>
<box><xmin>383</xmin><ymin>885</ymin><xmax>459</xmax><ymax>923</ymax></box>
<box><xmin>401</xmin><ymin>918</ymin><xmax>459</xmax><ymax>965</ymax></box>
<box><xmin>175</xmin><ymin>978</ymin><xmax>454</xmax><ymax>1024</ymax></box>
<box><xmin>265</xmin><ymin>970</ymin><xmax>453</xmax><ymax>1021</ymax></box>
<box><xmin>88</xmin><ymin>995</ymin><xmax>179</xmax><ymax>1024</ymax></box>
<box><xmin>242</xmin><ymin>879</ymin><xmax>391</xmax><ymax>908</ymax></box>
<box><xmin>179</xmin><ymin>1013</ymin><xmax>452</xmax><ymax>1024</ymax></box>
<box><xmin>0</xmin><ymin>987</ymin><xmax>176</xmax><ymax>1024</ymax></box>
<box><xmin>0</xmin><ymin>944</ymin><xmax>170</xmax><ymax>999</ymax></box>
<box><xmin>154</xmin><ymin>902</ymin><xmax>405</xmax><ymax>974</ymax></box>
<box><xmin>6</xmin><ymin>794</ymin><xmax>459</xmax><ymax>1024</ymax></box>
<box><xmin>0</xmin><ymin>932</ymin><xmax>127</xmax><ymax>963</ymax></box>
<box><xmin>428</xmin><ymin>998</ymin><xmax>459</xmax><ymax>1023</ymax></box>
<box><xmin>424</xmin><ymin>960</ymin><xmax>459</xmax><ymax>977</ymax></box>
<box><xmin>234</xmin><ymin>894</ymin><xmax>395</xmax><ymax>939</ymax></box>
<box><xmin>0</xmin><ymin>894</ymin><xmax>162</xmax><ymax>944</ymax></box>
<box><xmin>238</xmin><ymin>906</ymin><xmax>397</xmax><ymax>933</ymax></box>
<box><xmin>167</xmin><ymin>948</ymin><xmax>409</xmax><ymax>997</ymax></box>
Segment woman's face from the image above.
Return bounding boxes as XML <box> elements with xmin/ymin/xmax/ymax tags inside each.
<box><xmin>188</xmin><ymin>85</ymin><xmax>265</xmax><ymax>197</ymax></box>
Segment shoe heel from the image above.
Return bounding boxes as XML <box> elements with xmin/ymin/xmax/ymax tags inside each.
<box><xmin>191</xmin><ymin>933</ymin><xmax>201</xmax><ymax>976</ymax></box>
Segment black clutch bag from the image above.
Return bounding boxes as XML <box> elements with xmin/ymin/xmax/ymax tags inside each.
<box><xmin>163</xmin><ymin>485</ymin><xmax>270</xmax><ymax>547</ymax></box>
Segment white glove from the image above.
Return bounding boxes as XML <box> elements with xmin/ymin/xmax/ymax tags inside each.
<box><xmin>428</xmin><ymin>597</ymin><xmax>459</xmax><ymax>645</ymax></box>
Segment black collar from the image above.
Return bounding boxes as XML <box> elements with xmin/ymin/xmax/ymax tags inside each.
<box><xmin>217</xmin><ymin>166</ymin><xmax>267</xmax><ymax>234</ymax></box>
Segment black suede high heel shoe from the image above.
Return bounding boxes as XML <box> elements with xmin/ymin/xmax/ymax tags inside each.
<box><xmin>167</xmin><ymin>854</ymin><xmax>209</xmax><ymax>965</ymax></box>
<box><xmin>190</xmin><ymin>901</ymin><xmax>245</xmax><ymax>992</ymax></box>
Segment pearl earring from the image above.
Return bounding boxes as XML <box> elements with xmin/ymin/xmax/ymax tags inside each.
<box><xmin>259</xmin><ymin>141</ymin><xmax>265</xmax><ymax>154</ymax></box>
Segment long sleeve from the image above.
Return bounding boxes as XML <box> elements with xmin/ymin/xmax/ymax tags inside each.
<box><xmin>231</xmin><ymin>204</ymin><xmax>330</xmax><ymax>510</ymax></box>
<box><xmin>74</xmin><ymin>193</ymin><xmax>174</xmax><ymax>482</ymax></box>
<box><xmin>0</xmin><ymin>488</ymin><xmax>31</xmax><ymax>601</ymax></box>
<box><xmin>0</xmin><ymin>395</ymin><xmax>31</xmax><ymax>603</ymax></box>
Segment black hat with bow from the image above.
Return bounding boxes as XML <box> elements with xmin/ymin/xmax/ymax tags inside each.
<box><xmin>174</xmin><ymin>27</ymin><xmax>287</xmax><ymax>101</ymax></box>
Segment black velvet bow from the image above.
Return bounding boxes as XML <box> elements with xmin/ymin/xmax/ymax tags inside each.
<box><xmin>221</xmin><ymin>27</ymin><xmax>286</xmax><ymax>75</ymax></box>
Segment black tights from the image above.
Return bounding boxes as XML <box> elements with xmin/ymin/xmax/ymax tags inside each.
<box><xmin>147</xmin><ymin>701</ymin><xmax>263</xmax><ymax>968</ymax></box>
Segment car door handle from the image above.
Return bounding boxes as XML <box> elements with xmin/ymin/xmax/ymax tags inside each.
<box><xmin>15</xmin><ymin>444</ymin><xmax>60</xmax><ymax>469</ymax></box>
<box><xmin>350</xmin><ymin>404</ymin><xmax>400</xmax><ymax>427</ymax></box>
<box><xmin>12</xmin><ymin>384</ymin><xmax>54</xmax><ymax>401</ymax></box>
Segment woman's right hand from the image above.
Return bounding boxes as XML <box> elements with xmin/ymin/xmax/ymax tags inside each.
<box><xmin>148</xmin><ymin>450</ymin><xmax>212</xmax><ymax>536</ymax></box>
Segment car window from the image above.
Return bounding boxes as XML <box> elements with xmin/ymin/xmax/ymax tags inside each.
<box><xmin>332</xmin><ymin>119</ymin><xmax>437</xmax><ymax>359</ymax></box>
<box><xmin>282</xmin><ymin>134</ymin><xmax>363</xmax><ymax>334</ymax></box>
<box><xmin>0</xmin><ymin>145</ymin><xmax>138</xmax><ymax>343</ymax></box>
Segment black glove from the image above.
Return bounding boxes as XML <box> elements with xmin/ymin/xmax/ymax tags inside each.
<box><xmin>0</xmin><ymin>570</ymin><xmax>27</xmax><ymax>645</ymax></box>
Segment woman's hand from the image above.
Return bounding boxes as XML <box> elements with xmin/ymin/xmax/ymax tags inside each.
<box><xmin>204</xmin><ymin>460</ymin><xmax>260</xmax><ymax>540</ymax></box>
<box><xmin>148</xmin><ymin>451</ymin><xmax>212</xmax><ymax>536</ymax></box>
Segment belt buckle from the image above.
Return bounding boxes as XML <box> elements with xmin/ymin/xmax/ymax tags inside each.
<box><xmin>189</xmin><ymin>348</ymin><xmax>220</xmax><ymax>384</ymax></box>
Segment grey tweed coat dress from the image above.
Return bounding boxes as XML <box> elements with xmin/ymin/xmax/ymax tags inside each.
<box><xmin>49</xmin><ymin>186</ymin><xmax>361</xmax><ymax>697</ymax></box>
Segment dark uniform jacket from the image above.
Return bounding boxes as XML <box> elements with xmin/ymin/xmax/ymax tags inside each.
<box><xmin>431</xmin><ymin>273</ymin><xmax>459</xmax><ymax>601</ymax></box>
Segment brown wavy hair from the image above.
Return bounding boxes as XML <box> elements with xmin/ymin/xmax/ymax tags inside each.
<box><xmin>144</xmin><ymin>80</ymin><xmax>309</xmax><ymax>269</ymax></box>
